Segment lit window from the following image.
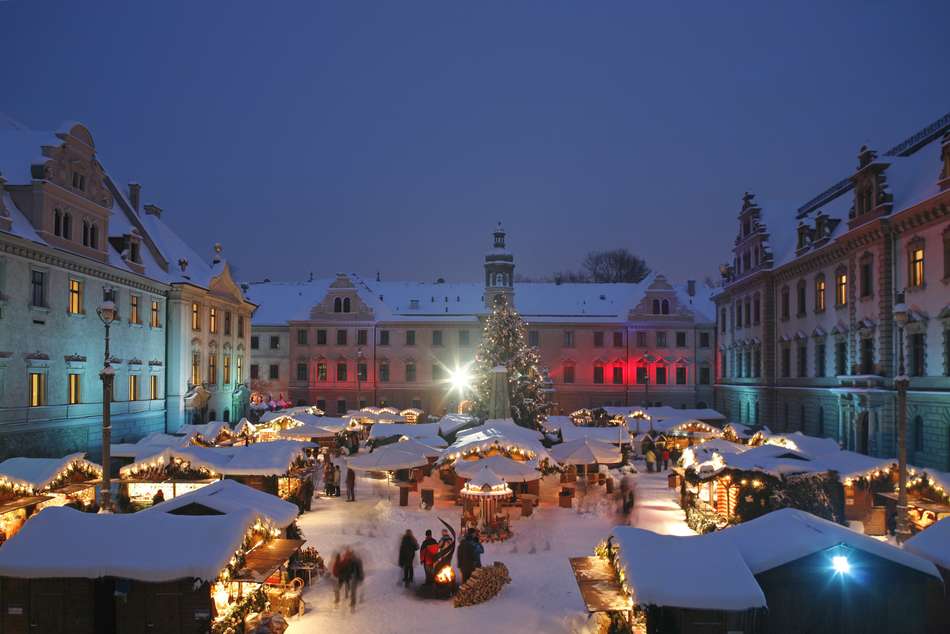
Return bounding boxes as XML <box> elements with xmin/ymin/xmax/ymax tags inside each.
<box><xmin>223</xmin><ymin>355</ymin><xmax>231</xmax><ymax>384</ymax></box>
<box><xmin>192</xmin><ymin>303</ymin><xmax>200</xmax><ymax>330</ymax></box>
<box><xmin>149</xmin><ymin>375</ymin><xmax>159</xmax><ymax>400</ymax></box>
<box><xmin>815</xmin><ymin>277</ymin><xmax>826</xmax><ymax>312</ymax></box>
<box><xmin>68</xmin><ymin>373</ymin><xmax>81</xmax><ymax>404</ymax></box>
<box><xmin>68</xmin><ymin>279</ymin><xmax>83</xmax><ymax>314</ymax></box>
<box><xmin>150</xmin><ymin>300</ymin><xmax>161</xmax><ymax>327</ymax></box>
<box><xmin>191</xmin><ymin>351</ymin><xmax>201</xmax><ymax>385</ymax></box>
<box><xmin>910</xmin><ymin>247</ymin><xmax>925</xmax><ymax>287</ymax></box>
<box><xmin>224</xmin><ymin>311</ymin><xmax>232</xmax><ymax>336</ymax></box>
<box><xmin>209</xmin><ymin>307</ymin><xmax>217</xmax><ymax>333</ymax></box>
<box><xmin>128</xmin><ymin>374</ymin><xmax>138</xmax><ymax>401</ymax></box>
<box><xmin>835</xmin><ymin>272</ymin><xmax>847</xmax><ymax>306</ymax></box>
<box><xmin>236</xmin><ymin>355</ymin><xmax>243</xmax><ymax>383</ymax></box>
<box><xmin>208</xmin><ymin>352</ymin><xmax>217</xmax><ymax>384</ymax></box>
<box><xmin>130</xmin><ymin>294</ymin><xmax>140</xmax><ymax>324</ymax></box>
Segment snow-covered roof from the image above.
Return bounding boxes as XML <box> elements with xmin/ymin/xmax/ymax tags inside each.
<box><xmin>145</xmin><ymin>479</ymin><xmax>299</xmax><ymax>528</ymax></box>
<box><xmin>346</xmin><ymin>444</ymin><xmax>429</xmax><ymax>472</ymax></box>
<box><xmin>816</xmin><ymin>451</ymin><xmax>894</xmax><ymax>482</ymax></box>
<box><xmin>904</xmin><ymin>517</ymin><xmax>950</xmax><ymax>571</ymax></box>
<box><xmin>0</xmin><ymin>506</ymin><xmax>256</xmax><ymax>582</ymax></box>
<box><xmin>178</xmin><ymin>421</ymin><xmax>232</xmax><ymax>442</ymax></box>
<box><xmin>0</xmin><ymin>453</ymin><xmax>101</xmax><ymax>492</ymax></box>
<box><xmin>610</xmin><ymin>527</ymin><xmax>766</xmax><ymax>611</ymax></box>
<box><xmin>444</xmin><ymin>419</ymin><xmax>552</xmax><ymax>463</ymax></box>
<box><xmin>368</xmin><ymin>422</ymin><xmax>445</xmax><ymax>446</ymax></box>
<box><xmin>542</xmin><ymin>416</ymin><xmax>632</xmax><ymax>444</ymax></box>
<box><xmin>120</xmin><ymin>441</ymin><xmax>310</xmax><ymax>477</ymax></box>
<box><xmin>437</xmin><ymin>413</ymin><xmax>479</xmax><ymax>438</ymax></box>
<box><xmin>453</xmin><ymin>455</ymin><xmax>542</xmax><ymax>482</ymax></box>
<box><xmin>681</xmin><ymin>439</ymin><xmax>749</xmax><ymax>469</ymax></box>
<box><xmin>389</xmin><ymin>437</ymin><xmax>444</xmax><ymax>458</ymax></box>
<box><xmin>111</xmin><ymin>433</ymin><xmax>191</xmax><ymax>459</ymax></box>
<box><xmin>690</xmin><ymin>444</ymin><xmax>820</xmax><ymax>479</ymax></box>
<box><xmin>550</xmin><ymin>437</ymin><xmax>622</xmax><ymax>465</ymax></box>
<box><xmin>763</xmin><ymin>432</ymin><xmax>841</xmax><ymax>457</ymax></box>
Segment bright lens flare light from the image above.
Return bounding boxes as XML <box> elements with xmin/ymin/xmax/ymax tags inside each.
<box><xmin>832</xmin><ymin>555</ymin><xmax>851</xmax><ymax>575</ymax></box>
<box><xmin>449</xmin><ymin>366</ymin><xmax>472</xmax><ymax>392</ymax></box>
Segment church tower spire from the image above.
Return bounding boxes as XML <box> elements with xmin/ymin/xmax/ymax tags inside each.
<box><xmin>484</xmin><ymin>222</ymin><xmax>515</xmax><ymax>308</ymax></box>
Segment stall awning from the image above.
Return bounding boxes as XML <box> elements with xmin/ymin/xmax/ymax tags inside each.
<box><xmin>569</xmin><ymin>557</ymin><xmax>630</xmax><ymax>613</ymax></box>
<box><xmin>234</xmin><ymin>539</ymin><xmax>306</xmax><ymax>583</ymax></box>
<box><xmin>0</xmin><ymin>495</ymin><xmax>53</xmax><ymax>515</ymax></box>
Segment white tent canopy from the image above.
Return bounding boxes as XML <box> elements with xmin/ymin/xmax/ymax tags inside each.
<box><xmin>460</xmin><ymin>465</ymin><xmax>512</xmax><ymax>498</ymax></box>
<box><xmin>550</xmin><ymin>438</ymin><xmax>621</xmax><ymax>465</ymax></box>
<box><xmin>454</xmin><ymin>455</ymin><xmax>542</xmax><ymax>482</ymax></box>
<box><xmin>390</xmin><ymin>437</ymin><xmax>443</xmax><ymax>459</ymax></box>
<box><xmin>346</xmin><ymin>444</ymin><xmax>429</xmax><ymax>472</ymax></box>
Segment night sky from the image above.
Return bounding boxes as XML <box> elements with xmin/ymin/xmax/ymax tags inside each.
<box><xmin>2</xmin><ymin>1</ymin><xmax>949</xmax><ymax>284</ymax></box>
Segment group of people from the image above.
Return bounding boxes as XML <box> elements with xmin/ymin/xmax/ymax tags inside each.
<box><xmin>322</xmin><ymin>461</ymin><xmax>357</xmax><ymax>501</ymax></box>
<box><xmin>397</xmin><ymin>526</ymin><xmax>484</xmax><ymax>588</ymax></box>
<box><xmin>643</xmin><ymin>443</ymin><xmax>679</xmax><ymax>473</ymax></box>
<box><xmin>330</xmin><ymin>546</ymin><xmax>365</xmax><ymax>612</ymax></box>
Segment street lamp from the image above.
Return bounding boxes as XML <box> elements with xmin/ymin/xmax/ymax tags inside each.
<box><xmin>96</xmin><ymin>286</ymin><xmax>118</xmax><ymax>513</ymax></box>
<box><xmin>356</xmin><ymin>347</ymin><xmax>365</xmax><ymax>410</ymax></box>
<box><xmin>893</xmin><ymin>293</ymin><xmax>911</xmax><ymax>543</ymax></box>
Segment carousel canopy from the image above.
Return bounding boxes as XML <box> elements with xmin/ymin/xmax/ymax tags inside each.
<box><xmin>145</xmin><ymin>479</ymin><xmax>299</xmax><ymax>528</ymax></box>
<box><xmin>550</xmin><ymin>438</ymin><xmax>621</xmax><ymax>466</ymax></box>
<box><xmin>0</xmin><ymin>506</ymin><xmax>258</xmax><ymax>582</ymax></box>
<box><xmin>454</xmin><ymin>455</ymin><xmax>542</xmax><ymax>483</ymax></box>
<box><xmin>0</xmin><ymin>453</ymin><xmax>101</xmax><ymax>492</ymax></box>
<box><xmin>346</xmin><ymin>444</ymin><xmax>430</xmax><ymax>472</ymax></box>
<box><xmin>460</xmin><ymin>465</ymin><xmax>512</xmax><ymax>498</ymax></box>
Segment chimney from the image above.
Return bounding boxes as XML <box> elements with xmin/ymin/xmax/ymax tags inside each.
<box><xmin>143</xmin><ymin>203</ymin><xmax>162</xmax><ymax>218</ymax></box>
<box><xmin>128</xmin><ymin>183</ymin><xmax>141</xmax><ymax>212</ymax></box>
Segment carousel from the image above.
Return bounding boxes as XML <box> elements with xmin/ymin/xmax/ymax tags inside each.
<box><xmin>459</xmin><ymin>465</ymin><xmax>513</xmax><ymax>542</ymax></box>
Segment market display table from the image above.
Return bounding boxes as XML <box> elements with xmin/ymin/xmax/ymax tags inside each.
<box><xmin>569</xmin><ymin>557</ymin><xmax>629</xmax><ymax>613</ymax></box>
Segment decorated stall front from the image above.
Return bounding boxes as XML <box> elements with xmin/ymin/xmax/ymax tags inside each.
<box><xmin>890</xmin><ymin>468</ymin><xmax>950</xmax><ymax>534</ymax></box>
<box><xmin>178</xmin><ymin>421</ymin><xmax>235</xmax><ymax>447</ymax></box>
<box><xmin>459</xmin><ymin>465</ymin><xmax>513</xmax><ymax>542</ymax></box>
<box><xmin>0</xmin><ymin>454</ymin><xmax>102</xmax><ymax>542</ymax></box>
<box><xmin>0</xmin><ymin>506</ymin><xmax>304</xmax><ymax>634</ymax></box>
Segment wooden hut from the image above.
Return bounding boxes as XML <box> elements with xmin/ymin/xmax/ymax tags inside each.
<box><xmin>0</xmin><ymin>506</ymin><xmax>303</xmax><ymax>634</ymax></box>
<box><xmin>904</xmin><ymin>517</ymin><xmax>950</xmax><ymax>632</ymax></box>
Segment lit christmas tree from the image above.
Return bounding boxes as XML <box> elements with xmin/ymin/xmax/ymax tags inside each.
<box><xmin>471</xmin><ymin>300</ymin><xmax>551</xmax><ymax>429</ymax></box>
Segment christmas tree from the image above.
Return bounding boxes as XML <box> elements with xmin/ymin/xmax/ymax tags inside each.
<box><xmin>471</xmin><ymin>300</ymin><xmax>551</xmax><ymax>429</ymax></box>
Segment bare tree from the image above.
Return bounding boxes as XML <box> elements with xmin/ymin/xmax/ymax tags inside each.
<box><xmin>581</xmin><ymin>248</ymin><xmax>650</xmax><ymax>283</ymax></box>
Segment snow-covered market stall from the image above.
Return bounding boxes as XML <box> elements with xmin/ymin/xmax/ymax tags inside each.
<box><xmin>459</xmin><ymin>465</ymin><xmax>513</xmax><ymax>541</ymax></box>
<box><xmin>0</xmin><ymin>506</ymin><xmax>305</xmax><ymax>633</ymax></box>
<box><xmin>592</xmin><ymin>509</ymin><xmax>944</xmax><ymax>634</ymax></box>
<box><xmin>0</xmin><ymin>453</ymin><xmax>102</xmax><ymax>542</ymax></box>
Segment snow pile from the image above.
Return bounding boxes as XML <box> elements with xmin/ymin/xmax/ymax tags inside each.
<box><xmin>144</xmin><ymin>479</ymin><xmax>299</xmax><ymax>528</ymax></box>
<box><xmin>904</xmin><ymin>517</ymin><xmax>950</xmax><ymax>570</ymax></box>
<box><xmin>0</xmin><ymin>506</ymin><xmax>255</xmax><ymax>582</ymax></box>
<box><xmin>610</xmin><ymin>527</ymin><xmax>766</xmax><ymax>610</ymax></box>
<box><xmin>0</xmin><ymin>453</ymin><xmax>101</xmax><ymax>492</ymax></box>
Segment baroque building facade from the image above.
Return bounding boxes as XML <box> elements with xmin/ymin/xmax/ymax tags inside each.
<box><xmin>247</xmin><ymin>226</ymin><xmax>717</xmax><ymax>417</ymax></box>
<box><xmin>714</xmin><ymin>114</ymin><xmax>950</xmax><ymax>470</ymax></box>
<box><xmin>0</xmin><ymin>121</ymin><xmax>254</xmax><ymax>459</ymax></box>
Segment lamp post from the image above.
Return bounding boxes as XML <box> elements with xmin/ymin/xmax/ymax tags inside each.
<box><xmin>356</xmin><ymin>347</ymin><xmax>365</xmax><ymax>410</ymax></box>
<box><xmin>893</xmin><ymin>294</ymin><xmax>911</xmax><ymax>543</ymax></box>
<box><xmin>96</xmin><ymin>286</ymin><xmax>118</xmax><ymax>512</ymax></box>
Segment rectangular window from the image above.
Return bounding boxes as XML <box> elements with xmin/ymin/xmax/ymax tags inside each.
<box><xmin>753</xmin><ymin>348</ymin><xmax>761</xmax><ymax>377</ymax></box>
<box><xmin>744</xmin><ymin>301</ymin><xmax>751</xmax><ymax>326</ymax></box>
<box><xmin>816</xmin><ymin>343</ymin><xmax>826</xmax><ymax>378</ymax></box>
<box><xmin>316</xmin><ymin>329</ymin><xmax>327</xmax><ymax>345</ymax></box>
<box><xmin>815</xmin><ymin>278</ymin><xmax>826</xmax><ymax>312</ymax></box>
<box><xmin>269</xmin><ymin>364</ymin><xmax>279</xmax><ymax>380</ymax></box>
<box><xmin>563</xmin><ymin>365</ymin><xmax>575</xmax><ymax>384</ymax></box>
<box><xmin>720</xmin><ymin>309</ymin><xmax>727</xmax><ymax>333</ymax></box>
<box><xmin>223</xmin><ymin>355</ymin><xmax>231</xmax><ymax>384</ymax></box>
<box><xmin>297</xmin><ymin>329</ymin><xmax>308</xmax><ymax>345</ymax></box>
<box><xmin>459</xmin><ymin>330</ymin><xmax>470</xmax><ymax>347</ymax></box>
<box><xmin>128</xmin><ymin>374</ymin><xmax>138</xmax><ymax>401</ymax></box>
<box><xmin>612</xmin><ymin>366</ymin><xmax>623</xmax><ymax>384</ymax></box>
<box><xmin>191</xmin><ymin>303</ymin><xmax>200</xmax><ymax>330</ymax></box>
<box><xmin>613</xmin><ymin>332</ymin><xmax>623</xmax><ymax>348</ymax></box>
<box><xmin>432</xmin><ymin>330</ymin><xmax>443</xmax><ymax>346</ymax></box>
<box><xmin>337</xmin><ymin>330</ymin><xmax>347</xmax><ymax>345</ymax></box>
<box><xmin>860</xmin><ymin>260</ymin><xmax>873</xmax><ymax>297</ymax></box>
<box><xmin>699</xmin><ymin>332</ymin><xmax>710</xmax><ymax>348</ymax></box>
<box><xmin>238</xmin><ymin>315</ymin><xmax>245</xmax><ymax>338</ymax></box>
<box><xmin>236</xmin><ymin>356</ymin><xmax>243</xmax><ymax>383</ymax></box>
<box><xmin>270</xmin><ymin>336</ymin><xmax>280</xmax><ymax>350</ymax></box>
<box><xmin>68</xmin><ymin>279</ymin><xmax>82</xmax><ymax>314</ymax></box>
<box><xmin>636</xmin><ymin>367</ymin><xmax>648</xmax><ymax>384</ymax></box>
<box><xmin>836</xmin><ymin>273</ymin><xmax>848</xmax><ymax>306</ymax></box>
<box><xmin>336</xmin><ymin>362</ymin><xmax>348</xmax><ymax>381</ymax></box>
<box><xmin>405</xmin><ymin>362</ymin><xmax>416</xmax><ymax>382</ymax></box>
<box><xmin>432</xmin><ymin>364</ymin><xmax>444</xmax><ymax>381</ymax></box>
<box><xmin>357</xmin><ymin>329</ymin><xmax>368</xmax><ymax>346</ymax></box>
<box><xmin>861</xmin><ymin>338</ymin><xmax>875</xmax><ymax>375</ymax></box>
<box><xmin>68</xmin><ymin>373</ymin><xmax>81</xmax><ymax>404</ymax></box>
<box><xmin>250</xmin><ymin>364</ymin><xmax>260</xmax><ymax>380</ymax></box>
<box><xmin>797</xmin><ymin>284</ymin><xmax>806</xmax><ymax>316</ymax></box>
<box><xmin>655</xmin><ymin>367</ymin><xmax>667</xmax><ymax>385</ymax></box>
<box><xmin>192</xmin><ymin>352</ymin><xmax>201</xmax><ymax>385</ymax></box>
<box><xmin>337</xmin><ymin>399</ymin><xmax>347</xmax><ymax>415</ymax></box>
<box><xmin>636</xmin><ymin>332</ymin><xmax>647</xmax><ymax>347</ymax></box>
<box><xmin>31</xmin><ymin>270</ymin><xmax>46</xmax><ymax>307</ymax></box>
<box><xmin>753</xmin><ymin>298</ymin><xmax>761</xmax><ymax>324</ymax></box>
<box><xmin>528</xmin><ymin>330</ymin><xmax>539</xmax><ymax>347</ymax></box>
<box><xmin>593</xmin><ymin>332</ymin><xmax>604</xmax><ymax>348</ymax></box>
<box><xmin>593</xmin><ymin>366</ymin><xmax>604</xmax><ymax>384</ymax></box>
<box><xmin>209</xmin><ymin>307</ymin><xmax>217</xmax><ymax>333</ymax></box>
<box><xmin>150</xmin><ymin>300</ymin><xmax>161</xmax><ymax>327</ymax></box>
<box><xmin>130</xmin><ymin>294</ymin><xmax>140</xmax><ymax>324</ymax></box>
<box><xmin>656</xmin><ymin>332</ymin><xmax>667</xmax><ymax>347</ymax></box>
<box><xmin>781</xmin><ymin>347</ymin><xmax>791</xmax><ymax>378</ymax></box>
<box><xmin>781</xmin><ymin>289</ymin><xmax>790</xmax><ymax>319</ymax></box>
<box><xmin>911</xmin><ymin>333</ymin><xmax>926</xmax><ymax>377</ymax></box>
<box><xmin>798</xmin><ymin>345</ymin><xmax>807</xmax><ymax>378</ymax></box>
<box><xmin>676</xmin><ymin>367</ymin><xmax>687</xmax><ymax>385</ymax></box>
<box><xmin>406</xmin><ymin>330</ymin><xmax>416</xmax><ymax>346</ymax></box>
<box><xmin>736</xmin><ymin>302</ymin><xmax>742</xmax><ymax>328</ymax></box>
<box><xmin>208</xmin><ymin>353</ymin><xmax>217</xmax><ymax>385</ymax></box>
<box><xmin>910</xmin><ymin>247</ymin><xmax>925</xmax><ymax>288</ymax></box>
<box><xmin>835</xmin><ymin>341</ymin><xmax>847</xmax><ymax>376</ymax></box>
<box><xmin>29</xmin><ymin>372</ymin><xmax>46</xmax><ymax>407</ymax></box>
<box><xmin>357</xmin><ymin>362</ymin><xmax>367</xmax><ymax>381</ymax></box>
<box><xmin>563</xmin><ymin>331</ymin><xmax>575</xmax><ymax>347</ymax></box>
<box><xmin>699</xmin><ymin>367</ymin><xmax>710</xmax><ymax>385</ymax></box>
<box><xmin>224</xmin><ymin>311</ymin><xmax>232</xmax><ymax>336</ymax></box>
<box><xmin>675</xmin><ymin>332</ymin><xmax>687</xmax><ymax>348</ymax></box>
<box><xmin>379</xmin><ymin>362</ymin><xmax>390</xmax><ymax>382</ymax></box>
<box><xmin>297</xmin><ymin>363</ymin><xmax>308</xmax><ymax>381</ymax></box>
<box><xmin>149</xmin><ymin>375</ymin><xmax>159</xmax><ymax>400</ymax></box>
<box><xmin>379</xmin><ymin>330</ymin><xmax>390</xmax><ymax>346</ymax></box>
<box><xmin>317</xmin><ymin>362</ymin><xmax>327</xmax><ymax>381</ymax></box>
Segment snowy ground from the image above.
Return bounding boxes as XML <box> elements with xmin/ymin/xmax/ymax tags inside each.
<box><xmin>286</xmin><ymin>466</ymin><xmax>689</xmax><ymax>634</ymax></box>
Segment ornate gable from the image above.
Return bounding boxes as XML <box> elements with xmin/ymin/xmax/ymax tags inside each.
<box><xmin>207</xmin><ymin>259</ymin><xmax>246</xmax><ymax>305</ymax></box>
<box><xmin>309</xmin><ymin>273</ymin><xmax>375</xmax><ymax>320</ymax></box>
<box><xmin>628</xmin><ymin>274</ymin><xmax>688</xmax><ymax>318</ymax></box>
<box><xmin>39</xmin><ymin>123</ymin><xmax>113</xmax><ymax>209</ymax></box>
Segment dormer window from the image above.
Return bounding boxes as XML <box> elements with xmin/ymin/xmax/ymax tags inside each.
<box><xmin>130</xmin><ymin>240</ymin><xmax>140</xmax><ymax>263</ymax></box>
<box><xmin>661</xmin><ymin>299</ymin><xmax>670</xmax><ymax>315</ymax></box>
<box><xmin>343</xmin><ymin>297</ymin><xmax>351</xmax><ymax>312</ymax></box>
<box><xmin>71</xmin><ymin>172</ymin><xmax>86</xmax><ymax>192</ymax></box>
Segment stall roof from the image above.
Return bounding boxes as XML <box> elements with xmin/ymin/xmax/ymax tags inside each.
<box><xmin>445</xmin><ymin>419</ymin><xmax>552</xmax><ymax>462</ymax></box>
<box><xmin>368</xmin><ymin>423</ymin><xmax>446</xmax><ymax>447</ymax></box>
<box><xmin>276</xmin><ymin>423</ymin><xmax>339</xmax><ymax>441</ymax></box>
<box><xmin>453</xmin><ymin>455</ymin><xmax>542</xmax><ymax>482</ymax></box>
<box><xmin>347</xmin><ymin>444</ymin><xmax>430</xmax><ymax>472</ymax></box>
<box><xmin>610</xmin><ymin>527</ymin><xmax>767</xmax><ymax>611</ymax></box>
<box><xmin>815</xmin><ymin>451</ymin><xmax>894</xmax><ymax>481</ymax></box>
<box><xmin>232</xmin><ymin>539</ymin><xmax>305</xmax><ymax>583</ymax></box>
<box><xmin>177</xmin><ymin>421</ymin><xmax>232</xmax><ymax>442</ymax></box>
<box><xmin>0</xmin><ymin>506</ymin><xmax>257</xmax><ymax>582</ymax></box>
<box><xmin>681</xmin><ymin>439</ymin><xmax>749</xmax><ymax>469</ymax></box>
<box><xmin>0</xmin><ymin>453</ymin><xmax>101</xmax><ymax>492</ymax></box>
<box><xmin>763</xmin><ymin>432</ymin><xmax>841</xmax><ymax>457</ymax></box>
<box><xmin>551</xmin><ymin>438</ymin><xmax>622</xmax><ymax>465</ymax></box>
<box><xmin>145</xmin><ymin>479</ymin><xmax>299</xmax><ymax>528</ymax></box>
<box><xmin>120</xmin><ymin>441</ymin><xmax>311</xmax><ymax>477</ymax></box>
<box><xmin>691</xmin><ymin>443</ymin><xmax>820</xmax><ymax>479</ymax></box>
<box><xmin>904</xmin><ymin>517</ymin><xmax>950</xmax><ymax>571</ymax></box>
<box><xmin>543</xmin><ymin>416</ymin><xmax>631</xmax><ymax>444</ymax></box>
<box><xmin>112</xmin><ymin>433</ymin><xmax>190</xmax><ymax>459</ymax></box>
<box><xmin>437</xmin><ymin>414</ymin><xmax>479</xmax><ymax>438</ymax></box>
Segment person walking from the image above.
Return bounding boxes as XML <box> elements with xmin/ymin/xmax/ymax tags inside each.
<box><xmin>645</xmin><ymin>449</ymin><xmax>656</xmax><ymax>473</ymax></box>
<box><xmin>332</xmin><ymin>548</ymin><xmax>352</xmax><ymax>605</ymax></box>
<box><xmin>398</xmin><ymin>529</ymin><xmax>419</xmax><ymax>588</ymax></box>
<box><xmin>333</xmin><ymin>465</ymin><xmax>342</xmax><ymax>497</ymax></box>
<box><xmin>347</xmin><ymin>549</ymin><xmax>365</xmax><ymax>612</ymax></box>
<box><xmin>662</xmin><ymin>448</ymin><xmax>670</xmax><ymax>471</ymax></box>
<box><xmin>419</xmin><ymin>529</ymin><xmax>438</xmax><ymax>585</ymax></box>
<box><xmin>346</xmin><ymin>467</ymin><xmax>356</xmax><ymax>502</ymax></box>
<box><xmin>457</xmin><ymin>528</ymin><xmax>484</xmax><ymax>583</ymax></box>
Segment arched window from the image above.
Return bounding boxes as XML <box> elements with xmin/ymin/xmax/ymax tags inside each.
<box><xmin>82</xmin><ymin>220</ymin><xmax>90</xmax><ymax>246</ymax></box>
<box><xmin>343</xmin><ymin>297</ymin><xmax>351</xmax><ymax>313</ymax></box>
<box><xmin>652</xmin><ymin>299</ymin><xmax>660</xmax><ymax>315</ymax></box>
<box><xmin>913</xmin><ymin>415</ymin><xmax>924</xmax><ymax>452</ymax></box>
<box><xmin>89</xmin><ymin>223</ymin><xmax>99</xmax><ymax>249</ymax></box>
<box><xmin>661</xmin><ymin>299</ymin><xmax>670</xmax><ymax>315</ymax></box>
<box><xmin>62</xmin><ymin>213</ymin><xmax>71</xmax><ymax>239</ymax></box>
<box><xmin>223</xmin><ymin>409</ymin><xmax>230</xmax><ymax>423</ymax></box>
<box><xmin>54</xmin><ymin>209</ymin><xmax>62</xmax><ymax>236</ymax></box>
<box><xmin>333</xmin><ymin>297</ymin><xmax>342</xmax><ymax>313</ymax></box>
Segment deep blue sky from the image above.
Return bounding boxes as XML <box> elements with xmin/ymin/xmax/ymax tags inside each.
<box><xmin>3</xmin><ymin>1</ymin><xmax>949</xmax><ymax>284</ymax></box>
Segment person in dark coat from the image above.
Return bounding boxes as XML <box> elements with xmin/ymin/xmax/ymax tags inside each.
<box><xmin>457</xmin><ymin>528</ymin><xmax>484</xmax><ymax>583</ymax></box>
<box><xmin>398</xmin><ymin>529</ymin><xmax>419</xmax><ymax>587</ymax></box>
<box><xmin>419</xmin><ymin>529</ymin><xmax>438</xmax><ymax>585</ymax></box>
<box><xmin>333</xmin><ymin>465</ymin><xmax>342</xmax><ymax>497</ymax></box>
<box><xmin>346</xmin><ymin>467</ymin><xmax>356</xmax><ymax>501</ymax></box>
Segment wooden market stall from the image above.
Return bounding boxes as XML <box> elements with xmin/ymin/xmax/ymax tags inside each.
<box><xmin>904</xmin><ymin>517</ymin><xmax>950</xmax><ymax>631</ymax></box>
<box><xmin>0</xmin><ymin>506</ymin><xmax>304</xmax><ymax>634</ymax></box>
